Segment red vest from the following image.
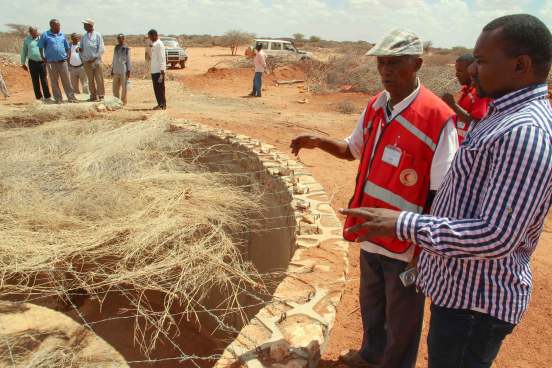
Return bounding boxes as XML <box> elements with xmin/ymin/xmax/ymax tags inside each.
<box><xmin>344</xmin><ymin>86</ymin><xmax>455</xmax><ymax>253</ymax></box>
<box><xmin>457</xmin><ymin>85</ymin><xmax>491</xmax><ymax>144</ymax></box>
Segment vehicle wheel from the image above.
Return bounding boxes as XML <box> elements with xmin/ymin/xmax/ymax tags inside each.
<box><xmin>180</xmin><ymin>60</ymin><xmax>186</xmax><ymax>69</ymax></box>
<box><xmin>171</xmin><ymin>63</ymin><xmax>177</xmax><ymax>69</ymax></box>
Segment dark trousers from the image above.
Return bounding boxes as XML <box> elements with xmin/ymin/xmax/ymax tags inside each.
<box><xmin>359</xmin><ymin>250</ymin><xmax>424</xmax><ymax>368</ymax></box>
<box><xmin>28</xmin><ymin>60</ymin><xmax>50</xmax><ymax>100</ymax></box>
<box><xmin>428</xmin><ymin>304</ymin><xmax>515</xmax><ymax>368</ymax></box>
<box><xmin>252</xmin><ymin>72</ymin><xmax>262</xmax><ymax>96</ymax></box>
<box><xmin>151</xmin><ymin>73</ymin><xmax>166</xmax><ymax>107</ymax></box>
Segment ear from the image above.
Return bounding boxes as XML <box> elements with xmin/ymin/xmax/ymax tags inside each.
<box><xmin>514</xmin><ymin>55</ymin><xmax>532</xmax><ymax>77</ymax></box>
<box><xmin>414</xmin><ymin>57</ymin><xmax>423</xmax><ymax>72</ymax></box>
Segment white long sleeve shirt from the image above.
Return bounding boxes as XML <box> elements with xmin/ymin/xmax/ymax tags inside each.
<box><xmin>150</xmin><ymin>39</ymin><xmax>166</xmax><ymax>74</ymax></box>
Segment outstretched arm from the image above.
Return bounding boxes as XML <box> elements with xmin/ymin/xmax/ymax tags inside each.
<box><xmin>290</xmin><ymin>134</ymin><xmax>355</xmax><ymax>161</ymax></box>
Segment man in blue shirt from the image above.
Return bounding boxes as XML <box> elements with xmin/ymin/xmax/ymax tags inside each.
<box><xmin>38</xmin><ymin>19</ymin><xmax>76</xmax><ymax>103</ymax></box>
<box><xmin>21</xmin><ymin>26</ymin><xmax>51</xmax><ymax>101</ymax></box>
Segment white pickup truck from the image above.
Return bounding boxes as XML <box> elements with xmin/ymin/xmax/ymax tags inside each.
<box><xmin>160</xmin><ymin>37</ymin><xmax>188</xmax><ymax>69</ymax></box>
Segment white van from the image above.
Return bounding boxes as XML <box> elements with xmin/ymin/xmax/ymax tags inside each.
<box><xmin>252</xmin><ymin>39</ymin><xmax>312</xmax><ymax>60</ymax></box>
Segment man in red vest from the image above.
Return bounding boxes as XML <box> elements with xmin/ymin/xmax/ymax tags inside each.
<box><xmin>290</xmin><ymin>29</ymin><xmax>459</xmax><ymax>368</ymax></box>
<box><xmin>441</xmin><ymin>54</ymin><xmax>491</xmax><ymax>143</ymax></box>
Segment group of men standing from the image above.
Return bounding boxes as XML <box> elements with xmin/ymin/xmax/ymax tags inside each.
<box><xmin>19</xmin><ymin>18</ymin><xmax>133</xmax><ymax>105</ymax></box>
<box><xmin>292</xmin><ymin>13</ymin><xmax>551</xmax><ymax>368</ymax></box>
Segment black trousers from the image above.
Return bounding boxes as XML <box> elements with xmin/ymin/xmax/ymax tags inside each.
<box><xmin>151</xmin><ymin>73</ymin><xmax>166</xmax><ymax>107</ymax></box>
<box><xmin>359</xmin><ymin>250</ymin><xmax>425</xmax><ymax>368</ymax></box>
<box><xmin>28</xmin><ymin>59</ymin><xmax>50</xmax><ymax>100</ymax></box>
<box><xmin>428</xmin><ymin>304</ymin><xmax>515</xmax><ymax>368</ymax></box>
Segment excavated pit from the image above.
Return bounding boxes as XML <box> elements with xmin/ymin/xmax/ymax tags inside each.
<box><xmin>0</xmin><ymin>109</ymin><xmax>348</xmax><ymax>368</ymax></box>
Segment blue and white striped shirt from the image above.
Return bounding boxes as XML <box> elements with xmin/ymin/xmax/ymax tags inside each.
<box><xmin>397</xmin><ymin>84</ymin><xmax>552</xmax><ymax>324</ymax></box>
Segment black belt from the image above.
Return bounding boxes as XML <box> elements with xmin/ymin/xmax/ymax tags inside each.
<box><xmin>69</xmin><ymin>64</ymin><xmax>83</xmax><ymax>68</ymax></box>
<box><xmin>47</xmin><ymin>60</ymin><xmax>66</xmax><ymax>64</ymax></box>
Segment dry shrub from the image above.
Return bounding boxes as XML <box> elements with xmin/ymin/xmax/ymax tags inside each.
<box><xmin>335</xmin><ymin>100</ymin><xmax>357</xmax><ymax>114</ymax></box>
<box><xmin>0</xmin><ymin>33</ymin><xmax>22</xmax><ymax>54</ymax></box>
<box><xmin>299</xmin><ymin>56</ymin><xmax>380</xmax><ymax>94</ymax></box>
<box><xmin>299</xmin><ymin>55</ymin><xmax>459</xmax><ymax>96</ymax></box>
<box><xmin>0</xmin><ymin>116</ymin><xmax>267</xmax><ymax>354</ymax></box>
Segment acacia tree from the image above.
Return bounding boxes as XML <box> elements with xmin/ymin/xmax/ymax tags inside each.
<box><xmin>6</xmin><ymin>23</ymin><xmax>30</xmax><ymax>37</ymax></box>
<box><xmin>423</xmin><ymin>40</ymin><xmax>433</xmax><ymax>54</ymax></box>
<box><xmin>293</xmin><ymin>33</ymin><xmax>305</xmax><ymax>42</ymax></box>
<box><xmin>222</xmin><ymin>30</ymin><xmax>254</xmax><ymax>56</ymax></box>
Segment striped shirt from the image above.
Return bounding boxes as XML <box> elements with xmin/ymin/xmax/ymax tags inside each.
<box><xmin>397</xmin><ymin>83</ymin><xmax>552</xmax><ymax>324</ymax></box>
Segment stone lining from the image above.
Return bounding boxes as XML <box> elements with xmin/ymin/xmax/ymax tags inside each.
<box><xmin>170</xmin><ymin>120</ymin><xmax>350</xmax><ymax>368</ymax></box>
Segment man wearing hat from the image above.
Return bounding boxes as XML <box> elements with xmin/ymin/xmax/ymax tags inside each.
<box><xmin>79</xmin><ymin>19</ymin><xmax>105</xmax><ymax>101</ymax></box>
<box><xmin>290</xmin><ymin>29</ymin><xmax>458</xmax><ymax>368</ymax></box>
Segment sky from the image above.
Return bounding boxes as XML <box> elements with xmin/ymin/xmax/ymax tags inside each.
<box><xmin>0</xmin><ymin>0</ymin><xmax>550</xmax><ymax>48</ymax></box>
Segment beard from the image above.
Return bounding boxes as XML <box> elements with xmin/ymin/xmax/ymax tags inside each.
<box><xmin>472</xmin><ymin>76</ymin><xmax>488</xmax><ymax>98</ymax></box>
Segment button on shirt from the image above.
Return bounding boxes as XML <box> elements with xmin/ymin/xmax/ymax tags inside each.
<box><xmin>397</xmin><ymin>84</ymin><xmax>552</xmax><ymax>324</ymax></box>
<box><xmin>150</xmin><ymin>39</ymin><xmax>166</xmax><ymax>74</ymax></box>
<box><xmin>79</xmin><ymin>31</ymin><xmax>104</xmax><ymax>63</ymax></box>
<box><xmin>346</xmin><ymin>81</ymin><xmax>459</xmax><ymax>261</ymax></box>
<box><xmin>21</xmin><ymin>35</ymin><xmax>42</xmax><ymax>64</ymax></box>
<box><xmin>38</xmin><ymin>31</ymin><xmax>69</xmax><ymax>62</ymax></box>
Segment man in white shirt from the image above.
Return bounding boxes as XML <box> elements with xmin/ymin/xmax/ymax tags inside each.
<box><xmin>290</xmin><ymin>29</ymin><xmax>459</xmax><ymax>368</ymax></box>
<box><xmin>79</xmin><ymin>19</ymin><xmax>105</xmax><ymax>101</ymax></box>
<box><xmin>68</xmin><ymin>33</ymin><xmax>89</xmax><ymax>95</ymax></box>
<box><xmin>147</xmin><ymin>29</ymin><xmax>166</xmax><ymax>110</ymax></box>
<box><xmin>250</xmin><ymin>43</ymin><xmax>266</xmax><ymax>97</ymax></box>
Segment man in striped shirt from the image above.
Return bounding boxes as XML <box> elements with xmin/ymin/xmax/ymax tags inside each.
<box><xmin>342</xmin><ymin>14</ymin><xmax>552</xmax><ymax>368</ymax></box>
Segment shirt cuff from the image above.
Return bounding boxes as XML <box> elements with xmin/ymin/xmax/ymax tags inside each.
<box><xmin>396</xmin><ymin>211</ymin><xmax>420</xmax><ymax>244</ymax></box>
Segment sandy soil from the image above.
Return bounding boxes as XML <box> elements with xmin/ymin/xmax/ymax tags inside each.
<box><xmin>2</xmin><ymin>47</ymin><xmax>551</xmax><ymax>367</ymax></box>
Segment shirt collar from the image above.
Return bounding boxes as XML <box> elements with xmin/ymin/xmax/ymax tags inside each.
<box><xmin>383</xmin><ymin>78</ymin><xmax>421</xmax><ymax>120</ymax></box>
<box><xmin>490</xmin><ymin>83</ymin><xmax>549</xmax><ymax>113</ymax></box>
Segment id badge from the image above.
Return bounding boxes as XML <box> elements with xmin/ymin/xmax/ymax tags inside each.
<box><xmin>382</xmin><ymin>145</ymin><xmax>402</xmax><ymax>167</ymax></box>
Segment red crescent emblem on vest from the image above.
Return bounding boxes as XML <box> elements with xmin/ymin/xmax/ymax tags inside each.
<box><xmin>400</xmin><ymin>169</ymin><xmax>418</xmax><ymax>187</ymax></box>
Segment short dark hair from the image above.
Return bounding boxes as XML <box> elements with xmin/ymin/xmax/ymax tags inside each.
<box><xmin>483</xmin><ymin>14</ymin><xmax>552</xmax><ymax>78</ymax></box>
<box><xmin>456</xmin><ymin>54</ymin><xmax>475</xmax><ymax>64</ymax></box>
<box><xmin>49</xmin><ymin>19</ymin><xmax>59</xmax><ymax>26</ymax></box>
<box><xmin>117</xmin><ymin>33</ymin><xmax>125</xmax><ymax>39</ymax></box>
<box><xmin>148</xmin><ymin>29</ymin><xmax>158</xmax><ymax>37</ymax></box>
<box><xmin>70</xmin><ymin>33</ymin><xmax>78</xmax><ymax>38</ymax></box>
<box><xmin>255</xmin><ymin>43</ymin><xmax>263</xmax><ymax>51</ymax></box>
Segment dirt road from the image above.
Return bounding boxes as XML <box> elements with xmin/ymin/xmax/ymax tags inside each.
<box><xmin>2</xmin><ymin>47</ymin><xmax>551</xmax><ymax>367</ymax></box>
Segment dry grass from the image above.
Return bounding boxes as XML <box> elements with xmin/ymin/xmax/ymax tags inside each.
<box><xmin>335</xmin><ymin>100</ymin><xmax>358</xmax><ymax>114</ymax></box>
<box><xmin>0</xmin><ymin>112</ymin><xmax>268</xmax><ymax>354</ymax></box>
